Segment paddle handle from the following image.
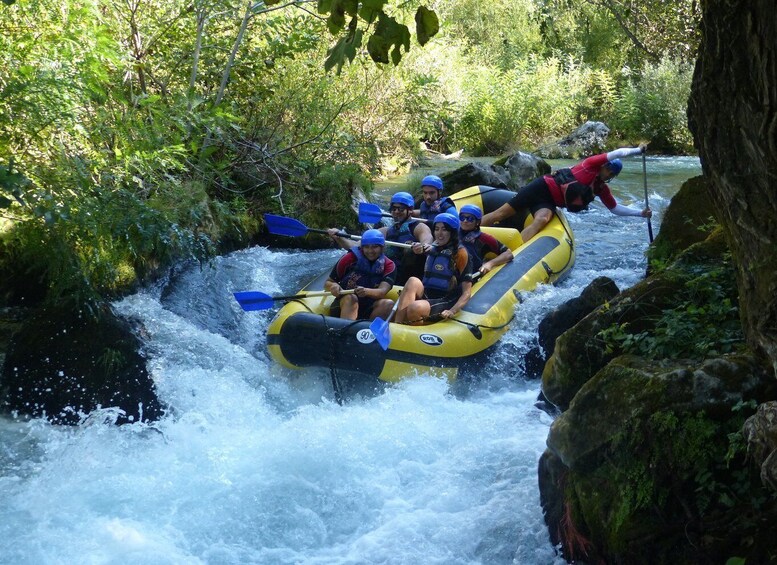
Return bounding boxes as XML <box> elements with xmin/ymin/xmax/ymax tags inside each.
<box><xmin>642</xmin><ymin>153</ymin><xmax>654</xmax><ymax>243</ymax></box>
<box><xmin>328</xmin><ymin>230</ymin><xmax>413</xmax><ymax>249</ymax></box>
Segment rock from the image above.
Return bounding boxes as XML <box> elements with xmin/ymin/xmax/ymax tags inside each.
<box><xmin>525</xmin><ymin>276</ymin><xmax>620</xmax><ymax>380</ymax></box>
<box><xmin>534</xmin><ymin>121</ymin><xmax>610</xmax><ymax>159</ymax></box>
<box><xmin>646</xmin><ymin>175</ymin><xmax>718</xmax><ymax>272</ymax></box>
<box><xmin>441</xmin><ymin>152</ymin><xmax>549</xmax><ymax>195</ymax></box>
<box><xmin>743</xmin><ymin>401</ymin><xmax>777</xmax><ymax>492</ymax></box>
<box><xmin>540</xmin><ymin>353</ymin><xmax>775</xmax><ymax>563</ymax></box>
<box><xmin>0</xmin><ymin>304</ymin><xmax>164</xmax><ymax>425</ymax></box>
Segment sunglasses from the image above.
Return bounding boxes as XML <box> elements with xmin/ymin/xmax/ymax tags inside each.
<box><xmin>459</xmin><ymin>214</ymin><xmax>478</xmax><ymax>222</ymax></box>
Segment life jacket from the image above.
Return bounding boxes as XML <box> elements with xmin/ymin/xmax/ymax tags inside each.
<box><xmin>419</xmin><ymin>197</ymin><xmax>456</xmax><ymax>221</ymax></box>
<box><xmin>552</xmin><ymin>168</ymin><xmax>595</xmax><ymax>213</ymax></box>
<box><xmin>460</xmin><ymin>229</ymin><xmax>485</xmax><ymax>271</ymax></box>
<box><xmin>385</xmin><ymin>218</ymin><xmax>422</xmax><ymax>260</ymax></box>
<box><xmin>339</xmin><ymin>248</ymin><xmax>386</xmax><ymax>290</ymax></box>
<box><xmin>423</xmin><ymin>243</ymin><xmax>460</xmax><ymax>294</ymax></box>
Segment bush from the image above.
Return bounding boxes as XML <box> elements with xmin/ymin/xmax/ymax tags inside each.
<box><xmin>607</xmin><ymin>58</ymin><xmax>694</xmax><ymax>153</ymax></box>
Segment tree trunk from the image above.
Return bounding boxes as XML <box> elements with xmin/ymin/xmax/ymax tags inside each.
<box><xmin>687</xmin><ymin>0</ymin><xmax>777</xmax><ymax>376</ymax></box>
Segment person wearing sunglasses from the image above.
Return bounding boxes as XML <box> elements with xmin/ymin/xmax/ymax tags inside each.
<box><xmin>458</xmin><ymin>204</ymin><xmax>514</xmax><ymax>275</ymax></box>
<box><xmin>327</xmin><ymin>191</ymin><xmax>432</xmax><ymax>285</ymax></box>
<box><xmin>481</xmin><ymin>143</ymin><xmax>652</xmax><ymax>242</ymax></box>
<box><xmin>394</xmin><ymin>213</ymin><xmax>474</xmax><ymax>325</ymax></box>
<box><xmin>411</xmin><ymin>175</ymin><xmax>457</xmax><ymax>223</ymax></box>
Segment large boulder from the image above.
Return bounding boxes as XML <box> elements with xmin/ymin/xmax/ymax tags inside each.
<box><xmin>542</xmin><ymin>230</ymin><xmax>731</xmax><ymax>411</ymax></box>
<box><xmin>646</xmin><ymin>175</ymin><xmax>719</xmax><ymax>271</ymax></box>
<box><xmin>442</xmin><ymin>152</ymin><xmax>549</xmax><ymax>195</ymax></box>
<box><xmin>534</xmin><ymin>121</ymin><xmax>610</xmax><ymax>159</ymax></box>
<box><xmin>540</xmin><ymin>353</ymin><xmax>777</xmax><ymax>563</ymax></box>
<box><xmin>0</xmin><ymin>304</ymin><xmax>164</xmax><ymax>425</ymax></box>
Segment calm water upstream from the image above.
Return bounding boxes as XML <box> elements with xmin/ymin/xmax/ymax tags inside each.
<box><xmin>0</xmin><ymin>156</ymin><xmax>701</xmax><ymax>564</ymax></box>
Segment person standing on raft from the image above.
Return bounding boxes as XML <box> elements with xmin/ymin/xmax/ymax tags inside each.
<box><xmin>481</xmin><ymin>143</ymin><xmax>652</xmax><ymax>242</ymax></box>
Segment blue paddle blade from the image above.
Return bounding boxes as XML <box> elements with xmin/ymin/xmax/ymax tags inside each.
<box><xmin>233</xmin><ymin>291</ymin><xmax>275</xmax><ymax>311</ymax></box>
<box><xmin>369</xmin><ymin>316</ymin><xmax>391</xmax><ymax>350</ymax></box>
<box><xmin>264</xmin><ymin>214</ymin><xmax>308</xmax><ymax>237</ymax></box>
<box><xmin>358</xmin><ymin>202</ymin><xmax>387</xmax><ymax>224</ymax></box>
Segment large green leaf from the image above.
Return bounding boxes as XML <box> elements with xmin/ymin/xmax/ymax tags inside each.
<box><xmin>324</xmin><ymin>27</ymin><xmax>363</xmax><ymax>73</ymax></box>
<box><xmin>415</xmin><ymin>6</ymin><xmax>439</xmax><ymax>46</ymax></box>
<box><xmin>366</xmin><ymin>13</ymin><xmax>410</xmax><ymax>65</ymax></box>
<box><xmin>358</xmin><ymin>0</ymin><xmax>387</xmax><ymax>24</ymax></box>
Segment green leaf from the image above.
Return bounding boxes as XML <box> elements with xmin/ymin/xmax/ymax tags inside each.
<box><xmin>0</xmin><ymin>195</ymin><xmax>12</xmax><ymax>208</ymax></box>
<box><xmin>324</xmin><ymin>27</ymin><xmax>363</xmax><ymax>73</ymax></box>
<box><xmin>415</xmin><ymin>6</ymin><xmax>439</xmax><ymax>46</ymax></box>
<box><xmin>358</xmin><ymin>0</ymin><xmax>387</xmax><ymax>24</ymax></box>
<box><xmin>366</xmin><ymin>13</ymin><xmax>410</xmax><ymax>65</ymax></box>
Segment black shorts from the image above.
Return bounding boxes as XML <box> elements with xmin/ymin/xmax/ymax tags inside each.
<box><xmin>507</xmin><ymin>177</ymin><xmax>556</xmax><ymax>215</ymax></box>
<box><xmin>423</xmin><ymin>291</ymin><xmax>459</xmax><ymax>321</ymax></box>
<box><xmin>329</xmin><ymin>296</ymin><xmax>375</xmax><ymax>320</ymax></box>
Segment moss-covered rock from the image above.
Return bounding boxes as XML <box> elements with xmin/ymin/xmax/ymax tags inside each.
<box><xmin>542</xmin><ymin>230</ymin><xmax>737</xmax><ymax>411</ymax></box>
<box><xmin>646</xmin><ymin>175</ymin><xmax>719</xmax><ymax>271</ymax></box>
<box><xmin>541</xmin><ymin>353</ymin><xmax>777</xmax><ymax>563</ymax></box>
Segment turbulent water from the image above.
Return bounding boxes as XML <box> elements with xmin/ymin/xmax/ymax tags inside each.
<box><xmin>0</xmin><ymin>157</ymin><xmax>700</xmax><ymax>564</ymax></box>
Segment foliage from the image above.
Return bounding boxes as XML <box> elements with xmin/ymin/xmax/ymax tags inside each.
<box><xmin>607</xmin><ymin>58</ymin><xmax>695</xmax><ymax>152</ymax></box>
<box><xmin>597</xmin><ymin>255</ymin><xmax>744</xmax><ymax>360</ymax></box>
<box><xmin>452</xmin><ymin>56</ymin><xmax>610</xmax><ymax>155</ymax></box>
<box><xmin>1</xmin><ymin>0</ymin><xmax>702</xmax><ymax>310</ymax></box>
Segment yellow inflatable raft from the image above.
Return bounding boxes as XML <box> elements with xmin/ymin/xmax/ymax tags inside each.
<box><xmin>265</xmin><ymin>185</ymin><xmax>575</xmax><ymax>385</ymax></box>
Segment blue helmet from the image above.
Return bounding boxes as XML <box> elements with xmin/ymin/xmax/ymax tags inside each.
<box><xmin>421</xmin><ymin>175</ymin><xmax>443</xmax><ymax>193</ymax></box>
<box><xmin>458</xmin><ymin>204</ymin><xmax>482</xmax><ymax>220</ymax></box>
<box><xmin>360</xmin><ymin>229</ymin><xmax>385</xmax><ymax>246</ymax></box>
<box><xmin>606</xmin><ymin>159</ymin><xmax>623</xmax><ymax>176</ymax></box>
<box><xmin>390</xmin><ymin>191</ymin><xmax>415</xmax><ymax>209</ymax></box>
<box><xmin>434</xmin><ymin>212</ymin><xmax>460</xmax><ymax>230</ymax></box>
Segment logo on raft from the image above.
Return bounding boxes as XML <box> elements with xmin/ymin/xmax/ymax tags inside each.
<box><xmin>419</xmin><ymin>334</ymin><xmax>443</xmax><ymax>346</ymax></box>
<box><xmin>356</xmin><ymin>329</ymin><xmax>376</xmax><ymax>344</ymax></box>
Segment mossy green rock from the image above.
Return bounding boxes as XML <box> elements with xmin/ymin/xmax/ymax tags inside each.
<box><xmin>542</xmin><ymin>353</ymin><xmax>777</xmax><ymax>563</ymax></box>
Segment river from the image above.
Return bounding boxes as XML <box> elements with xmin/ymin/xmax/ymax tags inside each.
<box><xmin>0</xmin><ymin>156</ymin><xmax>701</xmax><ymax>564</ymax></box>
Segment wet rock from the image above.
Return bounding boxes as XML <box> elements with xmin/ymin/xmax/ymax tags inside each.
<box><xmin>0</xmin><ymin>304</ymin><xmax>164</xmax><ymax>425</ymax></box>
<box><xmin>525</xmin><ymin>276</ymin><xmax>619</xmax><ymax>380</ymax></box>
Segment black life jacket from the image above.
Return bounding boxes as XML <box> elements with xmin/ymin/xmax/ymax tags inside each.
<box><xmin>552</xmin><ymin>168</ymin><xmax>594</xmax><ymax>213</ymax></box>
<box><xmin>460</xmin><ymin>229</ymin><xmax>485</xmax><ymax>271</ymax></box>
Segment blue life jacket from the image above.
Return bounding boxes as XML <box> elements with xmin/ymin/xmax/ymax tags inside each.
<box><xmin>385</xmin><ymin>218</ymin><xmax>422</xmax><ymax>260</ymax></box>
<box><xmin>419</xmin><ymin>197</ymin><xmax>456</xmax><ymax>221</ymax></box>
<box><xmin>423</xmin><ymin>244</ymin><xmax>460</xmax><ymax>294</ymax></box>
<box><xmin>339</xmin><ymin>248</ymin><xmax>386</xmax><ymax>289</ymax></box>
<box><xmin>460</xmin><ymin>229</ymin><xmax>485</xmax><ymax>271</ymax></box>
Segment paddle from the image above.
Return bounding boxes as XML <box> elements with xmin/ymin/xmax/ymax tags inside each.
<box><xmin>368</xmin><ymin>272</ymin><xmax>483</xmax><ymax>350</ymax></box>
<box><xmin>264</xmin><ymin>214</ymin><xmax>412</xmax><ymax>248</ymax></box>
<box><xmin>234</xmin><ymin>289</ymin><xmax>354</xmax><ymax>311</ymax></box>
<box><xmin>358</xmin><ymin>202</ymin><xmax>391</xmax><ymax>224</ymax></box>
<box><xmin>369</xmin><ymin>298</ymin><xmax>400</xmax><ymax>350</ymax></box>
<box><xmin>642</xmin><ymin>153</ymin><xmax>654</xmax><ymax>243</ymax></box>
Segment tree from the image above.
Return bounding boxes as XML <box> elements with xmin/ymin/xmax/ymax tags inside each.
<box><xmin>688</xmin><ymin>0</ymin><xmax>777</xmax><ymax>375</ymax></box>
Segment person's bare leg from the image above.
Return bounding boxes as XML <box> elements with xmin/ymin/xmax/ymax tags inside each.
<box><xmin>519</xmin><ymin>208</ymin><xmax>553</xmax><ymax>242</ymax></box>
<box><xmin>339</xmin><ymin>294</ymin><xmax>359</xmax><ymax>320</ymax></box>
<box><xmin>404</xmin><ymin>300</ymin><xmax>432</xmax><ymax>325</ymax></box>
<box><xmin>481</xmin><ymin>203</ymin><xmax>517</xmax><ymax>227</ymax></box>
<box><xmin>369</xmin><ymin>298</ymin><xmax>394</xmax><ymax>320</ymax></box>
<box><xmin>394</xmin><ymin>277</ymin><xmax>424</xmax><ymax>323</ymax></box>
